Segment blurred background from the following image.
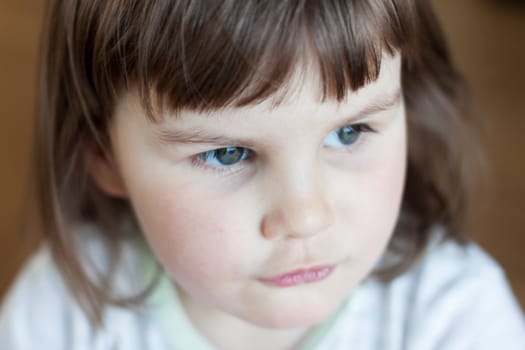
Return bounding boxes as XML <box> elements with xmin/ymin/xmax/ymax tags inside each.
<box><xmin>0</xmin><ymin>0</ymin><xmax>524</xmax><ymax>311</ymax></box>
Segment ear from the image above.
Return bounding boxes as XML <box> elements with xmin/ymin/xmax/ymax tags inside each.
<box><xmin>85</xmin><ymin>142</ymin><xmax>129</xmax><ymax>198</ymax></box>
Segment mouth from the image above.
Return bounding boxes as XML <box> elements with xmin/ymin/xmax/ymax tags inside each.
<box><xmin>259</xmin><ymin>265</ymin><xmax>335</xmax><ymax>287</ymax></box>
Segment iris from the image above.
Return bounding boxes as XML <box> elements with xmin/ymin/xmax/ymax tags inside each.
<box><xmin>324</xmin><ymin>124</ymin><xmax>365</xmax><ymax>148</ymax></box>
<box><xmin>200</xmin><ymin>147</ymin><xmax>250</xmax><ymax>166</ymax></box>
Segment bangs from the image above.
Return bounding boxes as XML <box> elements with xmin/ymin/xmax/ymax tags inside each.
<box><xmin>86</xmin><ymin>0</ymin><xmax>417</xmax><ymax>118</ymax></box>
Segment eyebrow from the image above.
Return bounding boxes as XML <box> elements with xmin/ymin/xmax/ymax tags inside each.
<box><xmin>155</xmin><ymin>89</ymin><xmax>402</xmax><ymax>146</ymax></box>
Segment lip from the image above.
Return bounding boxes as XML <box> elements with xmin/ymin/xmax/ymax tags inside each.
<box><xmin>259</xmin><ymin>265</ymin><xmax>335</xmax><ymax>287</ymax></box>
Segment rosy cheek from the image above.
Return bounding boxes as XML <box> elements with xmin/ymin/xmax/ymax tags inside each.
<box><xmin>135</xmin><ymin>188</ymin><xmax>247</xmax><ymax>287</ymax></box>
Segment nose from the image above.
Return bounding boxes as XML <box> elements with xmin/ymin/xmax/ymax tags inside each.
<box><xmin>260</xmin><ymin>181</ymin><xmax>334</xmax><ymax>241</ymax></box>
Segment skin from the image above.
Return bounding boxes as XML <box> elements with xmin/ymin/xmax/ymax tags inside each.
<box><xmin>90</xmin><ymin>53</ymin><xmax>407</xmax><ymax>349</ymax></box>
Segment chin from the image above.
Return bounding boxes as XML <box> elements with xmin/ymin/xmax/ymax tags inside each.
<box><xmin>245</xmin><ymin>296</ymin><xmax>342</xmax><ymax>329</ymax></box>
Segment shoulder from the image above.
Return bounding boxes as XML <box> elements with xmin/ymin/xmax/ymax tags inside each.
<box><xmin>397</xmin><ymin>239</ymin><xmax>525</xmax><ymax>349</ymax></box>
<box><xmin>0</xmin><ymin>244</ymin><xmax>86</xmax><ymax>349</ymax></box>
<box><xmin>0</xmin><ymin>235</ymin><xmax>171</xmax><ymax>350</ymax></box>
<box><xmin>327</xmin><ymin>238</ymin><xmax>525</xmax><ymax>350</ymax></box>
<box><xmin>414</xmin><ymin>240</ymin><xmax>520</xmax><ymax>311</ymax></box>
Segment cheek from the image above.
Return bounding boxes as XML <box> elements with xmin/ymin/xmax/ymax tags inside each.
<box><xmin>336</xmin><ymin>128</ymin><xmax>406</xmax><ymax>256</ymax></box>
<box><xmin>128</xmin><ymin>182</ymin><xmax>250</xmax><ymax>289</ymax></box>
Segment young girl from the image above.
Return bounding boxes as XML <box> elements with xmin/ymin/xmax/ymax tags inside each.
<box><xmin>1</xmin><ymin>0</ymin><xmax>524</xmax><ymax>349</ymax></box>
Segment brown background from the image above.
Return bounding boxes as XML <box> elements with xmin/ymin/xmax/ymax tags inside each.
<box><xmin>1</xmin><ymin>0</ymin><xmax>524</xmax><ymax>311</ymax></box>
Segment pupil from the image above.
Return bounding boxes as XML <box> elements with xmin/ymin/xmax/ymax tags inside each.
<box><xmin>337</xmin><ymin>126</ymin><xmax>358</xmax><ymax>145</ymax></box>
<box><xmin>216</xmin><ymin>147</ymin><xmax>244</xmax><ymax>165</ymax></box>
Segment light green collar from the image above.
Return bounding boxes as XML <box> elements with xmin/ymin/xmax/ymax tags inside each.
<box><xmin>148</xmin><ymin>273</ymin><xmax>217</xmax><ymax>349</ymax></box>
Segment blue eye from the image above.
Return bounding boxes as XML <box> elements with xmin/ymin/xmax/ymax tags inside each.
<box><xmin>198</xmin><ymin>147</ymin><xmax>250</xmax><ymax>167</ymax></box>
<box><xmin>323</xmin><ymin>124</ymin><xmax>368</xmax><ymax>148</ymax></box>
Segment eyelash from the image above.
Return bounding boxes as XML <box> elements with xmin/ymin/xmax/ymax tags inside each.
<box><xmin>190</xmin><ymin>123</ymin><xmax>376</xmax><ymax>175</ymax></box>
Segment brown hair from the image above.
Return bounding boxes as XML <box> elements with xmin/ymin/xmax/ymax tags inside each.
<box><xmin>32</xmin><ymin>0</ymin><xmax>477</xmax><ymax>325</ymax></box>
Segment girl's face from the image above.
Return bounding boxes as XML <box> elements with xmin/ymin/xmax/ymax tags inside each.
<box><xmin>102</xmin><ymin>54</ymin><xmax>406</xmax><ymax>329</ymax></box>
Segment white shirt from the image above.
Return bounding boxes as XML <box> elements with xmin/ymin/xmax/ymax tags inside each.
<box><xmin>1</xmin><ymin>237</ymin><xmax>524</xmax><ymax>349</ymax></box>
